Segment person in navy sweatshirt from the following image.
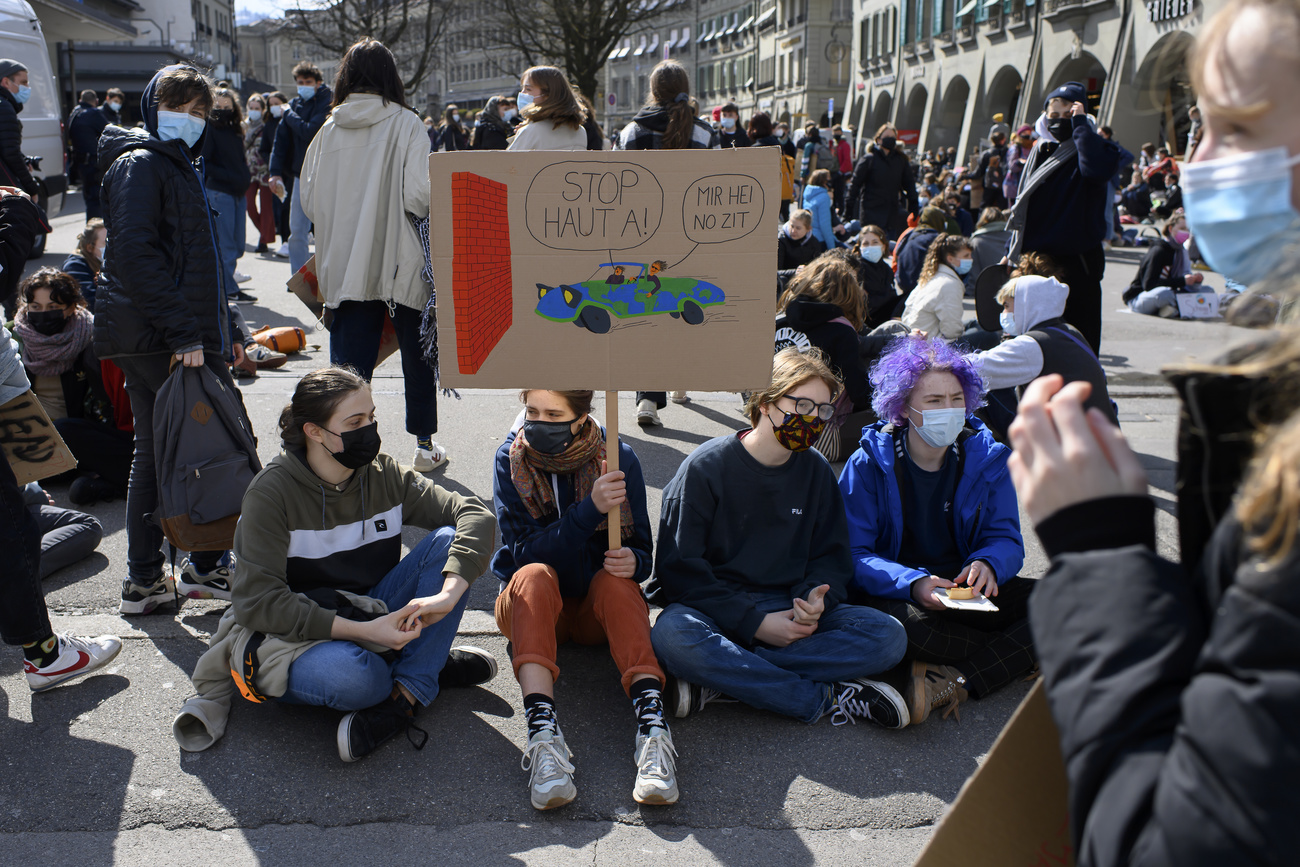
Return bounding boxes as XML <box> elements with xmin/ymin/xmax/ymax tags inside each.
<box><xmin>1005</xmin><ymin>82</ymin><xmax>1120</xmax><ymax>354</ymax></box>
<box><xmin>649</xmin><ymin>348</ymin><xmax>910</xmax><ymax>730</ymax></box>
<box><xmin>492</xmin><ymin>389</ymin><xmax>676</xmax><ymax>811</ymax></box>
<box><xmin>838</xmin><ymin>337</ymin><xmax>1033</xmax><ymax>725</ymax></box>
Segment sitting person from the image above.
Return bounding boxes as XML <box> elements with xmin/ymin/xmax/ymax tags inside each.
<box><xmin>22</xmin><ymin>482</ymin><xmax>104</xmax><ymax>579</ymax></box>
<box><xmin>777</xmin><ymin>209</ymin><xmax>826</xmax><ymax>295</ymax></box>
<box><xmin>977</xmin><ymin>270</ymin><xmax>1117</xmax><ymax>439</ymax></box>
<box><xmin>10</xmin><ymin>268</ymin><xmax>107</xmax><ymax>424</ymax></box>
<box><xmin>883</xmin><ymin>233</ymin><xmax>970</xmax><ymax>341</ymax></box>
<box><xmin>1118</xmin><ymin>167</ymin><xmax>1153</xmax><ymax>223</ymax></box>
<box><xmin>175</xmin><ymin>367</ymin><xmax>498</xmax><ymax>761</ymax></box>
<box><xmin>61</xmin><ymin>218</ymin><xmax>105</xmax><ymax>309</ymax></box>
<box><xmin>848</xmin><ymin>225</ymin><xmax>899</xmax><ymax>330</ymax></box>
<box><xmin>969</xmin><ymin>208</ymin><xmax>1011</xmax><ymax>281</ymax></box>
<box><xmin>801</xmin><ymin>169</ymin><xmax>842</xmax><ymax>250</ymax></box>
<box><xmin>649</xmin><ymin>348</ymin><xmax>910</xmax><ymax>730</ymax></box>
<box><xmin>1124</xmin><ymin>209</ymin><xmax>1205</xmax><ymax>317</ymax></box>
<box><xmin>774</xmin><ymin>255</ymin><xmax>874</xmax><ymax>462</ymax></box>
<box><xmin>492</xmin><ymin>389</ymin><xmax>674</xmax><ymax>810</ymax></box>
<box><xmin>1143</xmin><ymin>146</ymin><xmax>1179</xmax><ymax>191</ymax></box>
<box><xmin>894</xmin><ymin>206</ymin><xmax>947</xmax><ymax>298</ymax></box>
<box><xmin>838</xmin><ymin>337</ymin><xmax>1035</xmax><ymax>724</ymax></box>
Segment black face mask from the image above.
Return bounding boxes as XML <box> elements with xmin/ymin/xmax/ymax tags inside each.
<box><xmin>210</xmin><ymin>108</ymin><xmax>232</xmax><ymax>125</ymax></box>
<box><xmin>26</xmin><ymin>309</ymin><xmax>69</xmax><ymax>336</ymax></box>
<box><xmin>880</xmin><ymin>136</ymin><xmax>896</xmax><ymax>151</ymax></box>
<box><xmin>1046</xmin><ymin>117</ymin><xmax>1072</xmax><ymax>141</ymax></box>
<box><xmin>323</xmin><ymin>422</ymin><xmax>381</xmax><ymax>469</ymax></box>
<box><xmin>523</xmin><ymin>419</ymin><xmax>577</xmax><ymax>455</ymax></box>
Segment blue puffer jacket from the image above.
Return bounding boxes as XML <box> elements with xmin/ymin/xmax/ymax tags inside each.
<box><xmin>837</xmin><ymin>419</ymin><xmax>1024</xmax><ymax>599</ymax></box>
<box><xmin>801</xmin><ymin>184</ymin><xmax>840</xmax><ymax>249</ymax></box>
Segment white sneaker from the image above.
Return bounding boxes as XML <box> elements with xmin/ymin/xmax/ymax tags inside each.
<box><xmin>275</xmin><ymin>243</ymin><xmax>290</xmax><ymax>258</ymax></box>
<box><xmin>522</xmin><ymin>728</ymin><xmax>577</xmax><ymax>810</ymax></box>
<box><xmin>633</xmin><ymin>726</ymin><xmax>679</xmax><ymax>805</ymax></box>
<box><xmin>413</xmin><ymin>443</ymin><xmax>448</xmax><ymax>473</ymax></box>
<box><xmin>176</xmin><ymin>553</ymin><xmax>234</xmax><ymax>601</ymax></box>
<box><xmin>25</xmin><ymin>634</ymin><xmax>123</xmax><ymax>692</ymax></box>
<box><xmin>669</xmin><ymin>391</ymin><xmax>690</xmax><ymax>404</ymax></box>
<box><xmin>636</xmin><ymin>398</ymin><xmax>661</xmax><ymax>427</ymax></box>
<box><xmin>234</xmin><ymin>270</ymin><xmax>252</xmax><ymax>284</ymax></box>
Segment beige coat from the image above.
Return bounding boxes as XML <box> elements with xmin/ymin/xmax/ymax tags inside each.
<box><xmin>902</xmin><ymin>263</ymin><xmax>966</xmax><ymax>341</ymax></box>
<box><xmin>300</xmin><ymin>93</ymin><xmax>431</xmax><ymax>312</ymax></box>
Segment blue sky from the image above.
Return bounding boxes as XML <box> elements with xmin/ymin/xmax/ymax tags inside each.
<box><xmin>235</xmin><ymin>0</ymin><xmax>293</xmax><ymax>25</ymax></box>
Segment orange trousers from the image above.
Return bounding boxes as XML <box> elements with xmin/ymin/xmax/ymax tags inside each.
<box><xmin>494</xmin><ymin>563</ymin><xmax>663</xmax><ymax>696</ymax></box>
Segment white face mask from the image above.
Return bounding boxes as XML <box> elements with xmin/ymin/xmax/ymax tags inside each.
<box><xmin>452</xmin><ymin>113</ymin><xmax>460</xmax><ymax>123</ymax></box>
<box><xmin>1000</xmin><ymin>309</ymin><xmax>1017</xmax><ymax>335</ymax></box>
<box><xmin>861</xmin><ymin>244</ymin><xmax>883</xmax><ymax>263</ymax></box>
<box><xmin>271</xmin><ymin>104</ymin><xmax>284</xmax><ymax>118</ymax></box>
<box><xmin>909</xmin><ymin>405</ymin><xmax>966</xmax><ymax>448</ymax></box>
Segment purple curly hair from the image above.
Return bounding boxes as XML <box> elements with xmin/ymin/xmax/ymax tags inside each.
<box><xmin>869</xmin><ymin>336</ymin><xmax>987</xmax><ymax>425</ymax></box>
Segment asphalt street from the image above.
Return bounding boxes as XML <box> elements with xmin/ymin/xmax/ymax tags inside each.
<box><xmin>0</xmin><ymin>194</ymin><xmax>1259</xmax><ymax>866</ymax></box>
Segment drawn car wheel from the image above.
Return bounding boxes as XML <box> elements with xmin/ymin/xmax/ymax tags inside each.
<box><xmin>578</xmin><ymin>306</ymin><xmax>611</xmax><ymax>334</ymax></box>
<box><xmin>669</xmin><ymin>311</ymin><xmax>680</xmax><ymax>319</ymax></box>
<box><xmin>681</xmin><ymin>300</ymin><xmax>705</xmax><ymax>325</ymax></box>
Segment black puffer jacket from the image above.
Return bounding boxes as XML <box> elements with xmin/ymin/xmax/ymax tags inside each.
<box><xmin>94</xmin><ymin>66</ymin><xmax>230</xmax><ymax>360</ymax></box>
<box><xmin>0</xmin><ymin>88</ymin><xmax>37</xmax><ymax>195</ymax></box>
<box><xmin>846</xmin><ymin>143</ymin><xmax>918</xmax><ymax>230</ymax></box>
<box><xmin>201</xmin><ymin>120</ymin><xmax>251</xmax><ymax>198</ymax></box>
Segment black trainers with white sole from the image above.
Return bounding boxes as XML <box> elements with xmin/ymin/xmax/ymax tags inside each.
<box><xmin>827</xmin><ymin>679</ymin><xmax>910</xmax><ymax>729</ymax></box>
<box><xmin>176</xmin><ymin>553</ymin><xmax>234</xmax><ymax>601</ymax></box>
<box><xmin>119</xmin><ymin>574</ymin><xmax>179</xmax><ymax>615</ymax></box>
<box><xmin>337</xmin><ymin>693</ymin><xmax>428</xmax><ymax>762</ymax></box>
<box><xmin>439</xmin><ymin>645</ymin><xmax>498</xmax><ymax>688</ymax></box>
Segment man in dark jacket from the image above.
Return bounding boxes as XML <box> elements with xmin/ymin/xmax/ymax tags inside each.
<box><xmin>268</xmin><ymin>61</ymin><xmax>332</xmax><ymax>274</ymax></box>
<box><xmin>68</xmin><ymin>90</ymin><xmax>109</xmax><ymax>218</ymax></box>
<box><xmin>1006</xmin><ymin>82</ymin><xmax>1120</xmax><ymax>354</ymax></box>
<box><xmin>847</xmin><ymin>124</ymin><xmax>919</xmax><ymax>240</ymax></box>
<box><xmin>0</xmin><ymin>59</ymin><xmax>38</xmax><ymax>196</ymax></box>
<box><xmin>96</xmin><ymin>64</ymin><xmax>242</xmax><ymax>617</ymax></box>
<box><xmin>894</xmin><ymin>207</ymin><xmax>947</xmax><ymax>297</ymax></box>
<box><xmin>101</xmin><ymin>87</ymin><xmax>126</xmax><ymax>126</ymax></box>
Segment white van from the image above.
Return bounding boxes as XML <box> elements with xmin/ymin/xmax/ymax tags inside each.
<box><xmin>0</xmin><ymin>0</ymin><xmax>67</xmax><ymax>250</ymax></box>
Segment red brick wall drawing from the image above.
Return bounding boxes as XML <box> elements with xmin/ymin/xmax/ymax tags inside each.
<box><xmin>451</xmin><ymin>172</ymin><xmax>513</xmax><ymax>374</ymax></box>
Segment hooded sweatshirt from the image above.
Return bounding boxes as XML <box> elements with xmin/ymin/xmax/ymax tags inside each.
<box><xmin>230</xmin><ymin>449</ymin><xmax>495</xmax><ymax>642</ymax></box>
<box><xmin>619</xmin><ymin>105</ymin><xmax>719</xmax><ymax>150</ymax></box>
<box><xmin>774</xmin><ymin>297</ymin><xmax>869</xmax><ymax>410</ymax></box>
<box><xmin>801</xmin><ymin>183</ymin><xmax>839</xmax><ymax>249</ymax></box>
<box><xmin>977</xmin><ymin>275</ymin><xmax>1116</xmax><ymax>421</ymax></box>
<box><xmin>299</xmin><ymin>94</ymin><xmax>431</xmax><ymax>312</ymax></box>
<box><xmin>776</xmin><ymin>224</ymin><xmax>826</xmax><ymax>283</ymax></box>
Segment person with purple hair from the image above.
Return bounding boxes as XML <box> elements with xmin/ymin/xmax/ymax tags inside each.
<box><xmin>837</xmin><ymin>336</ymin><xmax>1035</xmax><ymax>724</ymax></box>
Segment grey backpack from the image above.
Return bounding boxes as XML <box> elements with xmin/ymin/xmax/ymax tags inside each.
<box><xmin>153</xmin><ymin>363</ymin><xmax>261</xmax><ymax>551</ymax></box>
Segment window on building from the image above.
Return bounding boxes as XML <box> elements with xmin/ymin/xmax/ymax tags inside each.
<box><xmin>831</xmin><ymin>0</ymin><xmax>851</xmax><ymax>22</ymax></box>
<box><xmin>795</xmin><ymin>47</ymin><xmax>804</xmax><ymax>84</ymax></box>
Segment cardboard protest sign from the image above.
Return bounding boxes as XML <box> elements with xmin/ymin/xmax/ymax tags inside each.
<box><xmin>428</xmin><ymin>149</ymin><xmax>780</xmax><ymax>390</ymax></box>
<box><xmin>287</xmin><ymin>255</ymin><xmax>399</xmax><ymax>365</ymax></box>
<box><xmin>913</xmin><ymin>681</ymin><xmax>1075</xmax><ymax>867</ymax></box>
<box><xmin>0</xmin><ymin>390</ymin><xmax>77</xmax><ymax>485</ymax></box>
<box><xmin>1175</xmin><ymin>291</ymin><xmax>1220</xmax><ymax>320</ymax></box>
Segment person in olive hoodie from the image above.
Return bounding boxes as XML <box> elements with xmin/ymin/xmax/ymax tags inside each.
<box><xmin>95</xmin><ymin>64</ymin><xmax>245</xmax><ymax>617</ymax></box>
<box><xmin>232</xmin><ymin>367</ymin><xmax>498</xmax><ymax>762</ymax></box>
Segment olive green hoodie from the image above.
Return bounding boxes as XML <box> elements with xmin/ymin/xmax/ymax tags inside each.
<box><xmin>231</xmin><ymin>449</ymin><xmax>495</xmax><ymax>641</ymax></box>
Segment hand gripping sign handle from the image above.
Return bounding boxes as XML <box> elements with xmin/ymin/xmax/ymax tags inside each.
<box><xmin>606</xmin><ymin>391</ymin><xmax>621</xmax><ymax>552</ymax></box>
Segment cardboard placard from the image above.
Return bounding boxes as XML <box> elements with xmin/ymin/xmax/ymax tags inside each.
<box><xmin>912</xmin><ymin>682</ymin><xmax>1075</xmax><ymax>867</ymax></box>
<box><xmin>0</xmin><ymin>390</ymin><xmax>77</xmax><ymax>485</ymax></box>
<box><xmin>428</xmin><ymin>149</ymin><xmax>780</xmax><ymax>390</ymax></box>
<box><xmin>287</xmin><ymin>255</ymin><xmax>399</xmax><ymax>365</ymax></box>
<box><xmin>1175</xmin><ymin>291</ymin><xmax>1220</xmax><ymax>320</ymax></box>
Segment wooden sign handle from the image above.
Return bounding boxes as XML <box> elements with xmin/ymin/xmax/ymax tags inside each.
<box><xmin>606</xmin><ymin>390</ymin><xmax>621</xmax><ymax>552</ymax></box>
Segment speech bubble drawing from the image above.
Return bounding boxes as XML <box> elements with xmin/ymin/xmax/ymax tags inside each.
<box><xmin>525</xmin><ymin>161</ymin><xmax>664</xmax><ymax>251</ymax></box>
<box><xmin>682</xmin><ymin>173</ymin><xmax>766</xmax><ymax>244</ymax></box>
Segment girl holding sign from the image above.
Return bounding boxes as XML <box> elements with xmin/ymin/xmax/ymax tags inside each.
<box><xmin>491</xmin><ymin>390</ymin><xmax>675</xmax><ymax>810</ymax></box>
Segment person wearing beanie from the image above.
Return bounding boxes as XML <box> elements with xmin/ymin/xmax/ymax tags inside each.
<box><xmin>1004</xmin><ymin>81</ymin><xmax>1120</xmax><ymax>353</ymax></box>
<box><xmin>0</xmin><ymin>59</ymin><xmax>39</xmax><ymax>197</ymax></box>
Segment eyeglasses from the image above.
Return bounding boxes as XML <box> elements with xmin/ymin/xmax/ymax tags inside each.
<box><xmin>779</xmin><ymin>396</ymin><xmax>837</xmax><ymax>422</ymax></box>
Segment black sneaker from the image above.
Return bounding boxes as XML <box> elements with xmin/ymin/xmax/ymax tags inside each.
<box><xmin>229</xmin><ymin>290</ymin><xmax>258</xmax><ymax>304</ymax></box>
<box><xmin>827</xmin><ymin>679</ymin><xmax>910</xmax><ymax>729</ymax></box>
<box><xmin>69</xmin><ymin>474</ymin><xmax>121</xmax><ymax>506</ymax></box>
<box><xmin>663</xmin><ymin>674</ymin><xmax>724</xmax><ymax>718</ymax></box>
<box><xmin>439</xmin><ymin>645</ymin><xmax>498</xmax><ymax>688</ymax></box>
<box><xmin>119</xmin><ymin>573</ymin><xmax>179</xmax><ymax>615</ymax></box>
<box><xmin>337</xmin><ymin>693</ymin><xmax>428</xmax><ymax>762</ymax></box>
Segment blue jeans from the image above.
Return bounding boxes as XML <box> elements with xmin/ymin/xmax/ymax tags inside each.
<box><xmin>209</xmin><ymin>189</ymin><xmax>246</xmax><ymax>290</ymax></box>
<box><xmin>1128</xmin><ymin>286</ymin><xmax>1176</xmax><ymax>316</ymax></box>
<box><xmin>328</xmin><ymin>300</ymin><xmax>438</xmax><ymax>438</ymax></box>
<box><xmin>278</xmin><ymin>526</ymin><xmax>464</xmax><ymax>710</ymax></box>
<box><xmin>288</xmin><ymin>178</ymin><xmax>311</xmax><ymax>274</ymax></box>
<box><xmin>651</xmin><ymin>593</ymin><xmax>907</xmax><ymax>723</ymax></box>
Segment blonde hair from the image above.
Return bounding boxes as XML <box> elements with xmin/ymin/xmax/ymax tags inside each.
<box><xmin>917</xmin><ymin>233</ymin><xmax>972</xmax><ymax>288</ymax></box>
<box><xmin>1238</xmin><ymin>408</ymin><xmax>1300</xmax><ymax>564</ymax></box>
<box><xmin>76</xmin><ymin>218</ymin><xmax>105</xmax><ymax>273</ymax></box>
<box><xmin>744</xmin><ymin>347</ymin><xmax>842</xmax><ymax>426</ymax></box>
<box><xmin>996</xmin><ymin>280</ymin><xmax>1017</xmax><ymax>307</ymax></box>
<box><xmin>779</xmin><ymin>254</ymin><xmax>865</xmax><ymax>331</ymax></box>
<box><xmin>519</xmin><ymin>66</ymin><xmax>586</xmax><ymax>131</ymax></box>
<box><xmin>789</xmin><ymin>208</ymin><xmax>812</xmax><ymax>227</ymax></box>
<box><xmin>1190</xmin><ymin>0</ymin><xmax>1299</xmax><ymax>125</ymax></box>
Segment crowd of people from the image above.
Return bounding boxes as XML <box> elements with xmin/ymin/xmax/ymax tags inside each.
<box><xmin>2</xmin><ymin>0</ymin><xmax>1299</xmax><ymax>858</ymax></box>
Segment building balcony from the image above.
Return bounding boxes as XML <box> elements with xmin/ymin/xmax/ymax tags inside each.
<box><xmin>958</xmin><ymin>19</ymin><xmax>976</xmax><ymax>42</ymax></box>
<box><xmin>1043</xmin><ymin>0</ymin><xmax>1112</xmax><ymax>14</ymax></box>
<box><xmin>936</xmin><ymin>29</ymin><xmax>956</xmax><ymax>48</ymax></box>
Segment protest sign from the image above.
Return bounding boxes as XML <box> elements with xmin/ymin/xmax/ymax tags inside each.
<box><xmin>428</xmin><ymin>148</ymin><xmax>780</xmax><ymax>391</ymax></box>
<box><xmin>0</xmin><ymin>390</ymin><xmax>77</xmax><ymax>485</ymax></box>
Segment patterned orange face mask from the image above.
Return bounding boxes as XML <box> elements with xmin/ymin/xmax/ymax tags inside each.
<box><xmin>767</xmin><ymin>409</ymin><xmax>826</xmax><ymax>452</ymax></box>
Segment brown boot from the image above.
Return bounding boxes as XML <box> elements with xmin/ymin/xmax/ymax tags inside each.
<box><xmin>903</xmin><ymin>661</ymin><xmax>969</xmax><ymax>724</ymax></box>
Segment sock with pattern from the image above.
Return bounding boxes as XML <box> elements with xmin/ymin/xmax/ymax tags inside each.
<box><xmin>523</xmin><ymin>693</ymin><xmax>559</xmax><ymax>739</ymax></box>
<box><xmin>630</xmin><ymin>678</ymin><xmax>667</xmax><ymax>736</ymax></box>
<box><xmin>416</xmin><ymin>436</ymin><xmax>434</xmax><ymax>451</ymax></box>
<box><xmin>22</xmin><ymin>634</ymin><xmax>59</xmax><ymax>668</ymax></box>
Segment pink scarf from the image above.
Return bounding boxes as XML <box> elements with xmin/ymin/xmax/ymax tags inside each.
<box><xmin>14</xmin><ymin>307</ymin><xmax>94</xmax><ymax>377</ymax></box>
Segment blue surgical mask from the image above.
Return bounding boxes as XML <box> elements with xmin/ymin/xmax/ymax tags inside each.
<box><xmin>861</xmin><ymin>244</ymin><xmax>884</xmax><ymax>263</ymax></box>
<box><xmin>1183</xmin><ymin>145</ymin><xmax>1300</xmax><ymax>286</ymax></box>
<box><xmin>910</xmin><ymin>405</ymin><xmax>966</xmax><ymax>448</ymax></box>
<box><xmin>516</xmin><ymin>91</ymin><xmax>535</xmax><ymax>111</ymax></box>
<box><xmin>1000</xmin><ymin>309</ymin><xmax>1018</xmax><ymax>335</ymax></box>
<box><xmin>14</xmin><ymin>84</ymin><xmax>30</xmax><ymax>104</ymax></box>
<box><xmin>721</xmin><ymin>116</ymin><xmax>736</xmax><ymax>129</ymax></box>
<box><xmin>297</xmin><ymin>84</ymin><xmax>317</xmax><ymax>101</ymax></box>
<box><xmin>956</xmin><ymin>258</ymin><xmax>973</xmax><ymax>275</ymax></box>
<box><xmin>247</xmin><ymin>109</ymin><xmax>262</xmax><ymax>122</ymax></box>
<box><xmin>157</xmin><ymin>109</ymin><xmax>206</xmax><ymax>149</ymax></box>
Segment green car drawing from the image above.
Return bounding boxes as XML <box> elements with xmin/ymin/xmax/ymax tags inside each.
<box><xmin>535</xmin><ymin>261</ymin><xmax>726</xmax><ymax>334</ymax></box>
